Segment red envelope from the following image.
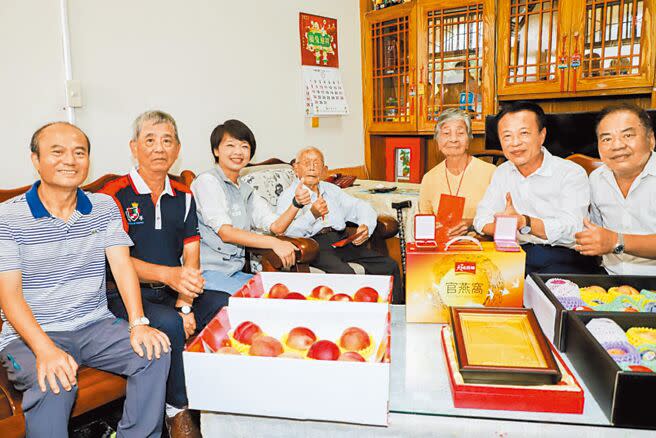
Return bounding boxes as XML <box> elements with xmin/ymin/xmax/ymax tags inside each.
<box><xmin>436</xmin><ymin>194</ymin><xmax>465</xmax><ymax>242</ymax></box>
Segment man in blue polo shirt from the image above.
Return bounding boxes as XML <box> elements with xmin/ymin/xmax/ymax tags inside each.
<box><xmin>101</xmin><ymin>110</ymin><xmax>229</xmax><ymax>438</ymax></box>
<box><xmin>0</xmin><ymin>122</ymin><xmax>171</xmax><ymax>437</ymax></box>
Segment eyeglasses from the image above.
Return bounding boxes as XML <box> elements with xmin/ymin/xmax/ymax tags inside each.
<box><xmin>298</xmin><ymin>159</ymin><xmax>324</xmax><ymax>168</ymax></box>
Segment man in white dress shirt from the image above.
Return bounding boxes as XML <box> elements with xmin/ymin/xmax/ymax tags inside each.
<box><xmin>575</xmin><ymin>103</ymin><xmax>656</xmax><ymax>275</ymax></box>
<box><xmin>277</xmin><ymin>147</ymin><xmax>402</xmax><ymax>303</ymax></box>
<box><xmin>474</xmin><ymin>101</ymin><xmax>600</xmax><ymax>275</ymax></box>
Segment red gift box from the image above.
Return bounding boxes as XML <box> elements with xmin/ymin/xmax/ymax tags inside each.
<box><xmin>441</xmin><ymin>326</ymin><xmax>584</xmax><ymax>414</ymax></box>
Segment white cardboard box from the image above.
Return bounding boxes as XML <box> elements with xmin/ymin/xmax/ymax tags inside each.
<box><xmin>184</xmin><ymin>274</ymin><xmax>391</xmax><ymax>426</ymax></box>
<box><xmin>524</xmin><ymin>274</ymin><xmax>559</xmax><ymax>345</ymax></box>
<box><xmin>234</xmin><ymin>271</ymin><xmax>393</xmax><ymax>304</ymax></box>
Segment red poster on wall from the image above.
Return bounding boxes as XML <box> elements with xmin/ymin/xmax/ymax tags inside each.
<box><xmin>385</xmin><ymin>137</ymin><xmax>423</xmax><ymax>184</ymax></box>
<box><xmin>299</xmin><ymin>13</ymin><xmax>339</xmax><ymax>68</ymax></box>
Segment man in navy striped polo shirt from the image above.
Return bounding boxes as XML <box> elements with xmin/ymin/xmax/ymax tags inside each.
<box><xmin>0</xmin><ymin>122</ymin><xmax>171</xmax><ymax>437</ymax></box>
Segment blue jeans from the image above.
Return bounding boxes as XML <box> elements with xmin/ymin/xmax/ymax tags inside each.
<box><xmin>107</xmin><ymin>286</ymin><xmax>229</xmax><ymax>408</ymax></box>
<box><xmin>202</xmin><ymin>270</ymin><xmax>253</xmax><ymax>295</ymax></box>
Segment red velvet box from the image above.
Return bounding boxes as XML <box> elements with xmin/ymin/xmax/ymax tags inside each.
<box><xmin>441</xmin><ymin>326</ymin><xmax>584</xmax><ymax>414</ymax></box>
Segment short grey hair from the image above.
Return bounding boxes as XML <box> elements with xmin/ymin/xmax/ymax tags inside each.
<box><xmin>295</xmin><ymin>146</ymin><xmax>325</xmax><ymax>164</ymax></box>
<box><xmin>132</xmin><ymin>110</ymin><xmax>180</xmax><ymax>143</ymax></box>
<box><xmin>434</xmin><ymin>109</ymin><xmax>473</xmax><ymax>140</ymax></box>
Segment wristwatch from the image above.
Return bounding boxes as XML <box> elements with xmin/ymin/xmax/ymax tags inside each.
<box><xmin>292</xmin><ymin>197</ymin><xmax>304</xmax><ymax>209</ymax></box>
<box><xmin>519</xmin><ymin>215</ymin><xmax>532</xmax><ymax>235</ymax></box>
<box><xmin>128</xmin><ymin>316</ymin><xmax>150</xmax><ymax>332</ymax></box>
<box><xmin>613</xmin><ymin>232</ymin><xmax>625</xmax><ymax>255</ymax></box>
<box><xmin>175</xmin><ymin>305</ymin><xmax>193</xmax><ymax>315</ymax></box>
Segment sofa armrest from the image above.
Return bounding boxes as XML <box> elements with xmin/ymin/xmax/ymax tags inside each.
<box><xmin>375</xmin><ymin>215</ymin><xmax>399</xmax><ymax>240</ymax></box>
<box><xmin>248</xmin><ymin>236</ymin><xmax>319</xmax><ymax>273</ymax></box>
<box><xmin>0</xmin><ymin>368</ymin><xmax>21</xmax><ymax>420</ymax></box>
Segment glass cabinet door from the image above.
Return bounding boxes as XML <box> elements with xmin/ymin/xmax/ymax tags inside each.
<box><xmin>418</xmin><ymin>0</ymin><xmax>494</xmax><ymax>132</ymax></box>
<box><xmin>365</xmin><ymin>4</ymin><xmax>417</xmax><ymax>132</ymax></box>
<box><xmin>573</xmin><ymin>0</ymin><xmax>654</xmax><ymax>91</ymax></box>
<box><xmin>497</xmin><ymin>0</ymin><xmax>568</xmax><ymax>96</ymax></box>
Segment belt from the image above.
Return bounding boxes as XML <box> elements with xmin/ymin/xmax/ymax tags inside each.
<box><xmin>315</xmin><ymin>227</ymin><xmax>338</xmax><ymax>235</ymax></box>
<box><xmin>140</xmin><ymin>282</ymin><xmax>167</xmax><ymax>290</ymax></box>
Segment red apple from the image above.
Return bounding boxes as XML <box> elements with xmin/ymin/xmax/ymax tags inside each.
<box><xmin>338</xmin><ymin>351</ymin><xmax>366</xmax><ymax>362</ymax></box>
<box><xmin>233</xmin><ymin>321</ymin><xmax>263</xmax><ymax>345</ymax></box>
<box><xmin>307</xmin><ymin>340</ymin><xmax>340</xmax><ymax>361</ymax></box>
<box><xmin>249</xmin><ymin>336</ymin><xmax>284</xmax><ymax>357</ymax></box>
<box><xmin>354</xmin><ymin>287</ymin><xmax>379</xmax><ymax>303</ymax></box>
<box><xmin>216</xmin><ymin>346</ymin><xmax>240</xmax><ymax>355</ymax></box>
<box><xmin>286</xmin><ymin>327</ymin><xmax>317</xmax><ymax>350</ymax></box>
<box><xmin>339</xmin><ymin>327</ymin><xmax>371</xmax><ymax>351</ymax></box>
<box><xmin>311</xmin><ymin>285</ymin><xmax>334</xmax><ymax>300</ymax></box>
<box><xmin>284</xmin><ymin>292</ymin><xmax>306</xmax><ymax>300</ymax></box>
<box><xmin>330</xmin><ymin>293</ymin><xmax>353</xmax><ymax>302</ymax></box>
<box><xmin>269</xmin><ymin>283</ymin><xmax>289</xmax><ymax>299</ymax></box>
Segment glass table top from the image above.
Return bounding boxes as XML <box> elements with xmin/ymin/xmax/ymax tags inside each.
<box><xmin>388</xmin><ymin>305</ymin><xmax>610</xmax><ymax>426</ymax></box>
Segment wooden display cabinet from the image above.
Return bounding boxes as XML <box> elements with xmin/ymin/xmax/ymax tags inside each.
<box><xmin>363</xmin><ymin>2</ymin><xmax>417</xmax><ymax>133</ymax></box>
<box><xmin>416</xmin><ymin>0</ymin><xmax>496</xmax><ymax>133</ymax></box>
<box><xmin>497</xmin><ymin>0</ymin><xmax>655</xmax><ymax>98</ymax></box>
<box><xmin>362</xmin><ymin>0</ymin><xmax>495</xmax><ymax>134</ymax></box>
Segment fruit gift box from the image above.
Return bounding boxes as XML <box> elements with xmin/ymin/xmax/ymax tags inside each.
<box><xmin>565</xmin><ymin>312</ymin><xmax>656</xmax><ymax>429</ymax></box>
<box><xmin>524</xmin><ymin>273</ymin><xmax>656</xmax><ymax>351</ymax></box>
<box><xmin>233</xmin><ymin>271</ymin><xmax>392</xmax><ymax>305</ymax></box>
<box><xmin>183</xmin><ymin>295</ymin><xmax>391</xmax><ymax>426</ymax></box>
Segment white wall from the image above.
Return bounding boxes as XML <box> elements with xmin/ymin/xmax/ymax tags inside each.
<box><xmin>0</xmin><ymin>0</ymin><xmax>364</xmax><ymax>187</ymax></box>
<box><xmin>0</xmin><ymin>1</ymin><xmax>68</xmax><ymax>186</ymax></box>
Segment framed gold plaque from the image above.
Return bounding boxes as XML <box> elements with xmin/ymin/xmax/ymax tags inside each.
<box><xmin>450</xmin><ymin>307</ymin><xmax>561</xmax><ymax>385</ymax></box>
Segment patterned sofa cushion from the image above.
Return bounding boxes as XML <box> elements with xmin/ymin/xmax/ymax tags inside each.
<box><xmin>239</xmin><ymin>166</ymin><xmax>296</xmax><ymax>207</ymax></box>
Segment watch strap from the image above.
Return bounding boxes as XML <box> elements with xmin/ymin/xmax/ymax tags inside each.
<box><xmin>128</xmin><ymin>316</ymin><xmax>149</xmax><ymax>332</ymax></box>
<box><xmin>292</xmin><ymin>197</ymin><xmax>304</xmax><ymax>209</ymax></box>
<box><xmin>613</xmin><ymin>232</ymin><xmax>625</xmax><ymax>254</ymax></box>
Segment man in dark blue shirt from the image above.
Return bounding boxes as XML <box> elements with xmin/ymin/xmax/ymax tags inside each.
<box><xmin>101</xmin><ymin>111</ymin><xmax>228</xmax><ymax>438</ymax></box>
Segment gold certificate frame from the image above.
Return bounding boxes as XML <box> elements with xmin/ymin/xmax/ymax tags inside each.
<box><xmin>450</xmin><ymin>307</ymin><xmax>562</xmax><ymax>385</ymax></box>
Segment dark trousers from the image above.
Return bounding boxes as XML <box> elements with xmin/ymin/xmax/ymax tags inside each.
<box><xmin>108</xmin><ymin>287</ymin><xmax>229</xmax><ymax>408</ymax></box>
<box><xmin>523</xmin><ymin>243</ymin><xmax>604</xmax><ymax>276</ymax></box>
<box><xmin>313</xmin><ymin>231</ymin><xmax>404</xmax><ymax>304</ymax></box>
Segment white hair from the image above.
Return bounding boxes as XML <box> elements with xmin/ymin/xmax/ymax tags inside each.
<box><xmin>434</xmin><ymin>109</ymin><xmax>473</xmax><ymax>140</ymax></box>
<box><xmin>295</xmin><ymin>146</ymin><xmax>325</xmax><ymax>164</ymax></box>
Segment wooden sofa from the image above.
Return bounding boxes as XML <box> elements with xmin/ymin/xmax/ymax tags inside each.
<box><xmin>0</xmin><ymin>170</ymin><xmax>320</xmax><ymax>437</ymax></box>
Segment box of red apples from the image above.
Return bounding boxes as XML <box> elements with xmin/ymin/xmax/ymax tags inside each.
<box><xmin>233</xmin><ymin>271</ymin><xmax>392</xmax><ymax>305</ymax></box>
<box><xmin>183</xmin><ymin>276</ymin><xmax>391</xmax><ymax>426</ymax></box>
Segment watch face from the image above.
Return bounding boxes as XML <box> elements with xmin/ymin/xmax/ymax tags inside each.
<box><xmin>519</xmin><ymin>226</ymin><xmax>531</xmax><ymax>235</ymax></box>
<box><xmin>613</xmin><ymin>244</ymin><xmax>625</xmax><ymax>255</ymax></box>
<box><xmin>180</xmin><ymin>305</ymin><xmax>192</xmax><ymax>314</ymax></box>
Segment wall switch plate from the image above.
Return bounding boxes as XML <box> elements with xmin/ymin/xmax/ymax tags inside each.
<box><xmin>66</xmin><ymin>79</ymin><xmax>83</xmax><ymax>107</ymax></box>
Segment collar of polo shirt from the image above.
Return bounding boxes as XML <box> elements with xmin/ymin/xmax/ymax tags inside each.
<box><xmin>128</xmin><ymin>166</ymin><xmax>175</xmax><ymax>197</ymax></box>
<box><xmin>25</xmin><ymin>181</ymin><xmax>92</xmax><ymax>219</ymax></box>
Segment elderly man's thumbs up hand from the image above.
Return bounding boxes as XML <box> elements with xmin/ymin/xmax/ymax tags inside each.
<box><xmin>294</xmin><ymin>183</ymin><xmax>312</xmax><ymax>207</ymax></box>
